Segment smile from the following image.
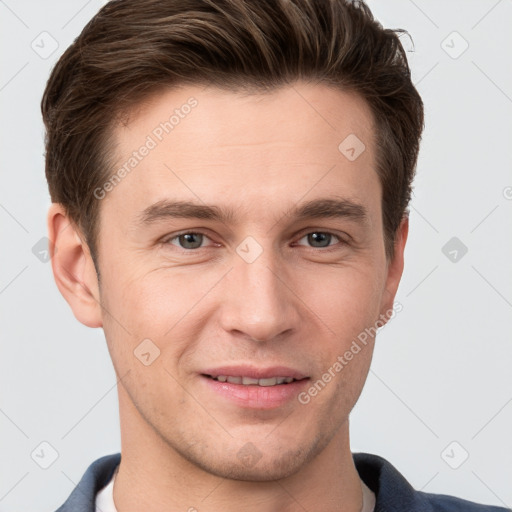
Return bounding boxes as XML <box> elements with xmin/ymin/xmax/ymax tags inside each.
<box><xmin>206</xmin><ymin>375</ymin><xmax>298</xmax><ymax>386</ymax></box>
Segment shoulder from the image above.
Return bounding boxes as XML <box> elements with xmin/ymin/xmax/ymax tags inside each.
<box><xmin>352</xmin><ymin>452</ymin><xmax>509</xmax><ymax>512</ymax></box>
<box><xmin>54</xmin><ymin>453</ymin><xmax>121</xmax><ymax>512</ymax></box>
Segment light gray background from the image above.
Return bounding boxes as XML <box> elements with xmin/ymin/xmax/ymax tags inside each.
<box><xmin>1</xmin><ymin>0</ymin><xmax>511</xmax><ymax>510</ymax></box>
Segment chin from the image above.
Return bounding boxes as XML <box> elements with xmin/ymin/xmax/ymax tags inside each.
<box><xmin>176</xmin><ymin>435</ymin><xmax>328</xmax><ymax>482</ymax></box>
<box><xmin>199</xmin><ymin>451</ymin><xmax>308</xmax><ymax>482</ymax></box>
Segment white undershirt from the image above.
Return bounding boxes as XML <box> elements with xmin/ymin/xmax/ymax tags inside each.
<box><xmin>95</xmin><ymin>468</ymin><xmax>376</xmax><ymax>512</ymax></box>
<box><xmin>361</xmin><ymin>478</ymin><xmax>376</xmax><ymax>512</ymax></box>
<box><xmin>94</xmin><ymin>467</ymin><xmax>117</xmax><ymax>512</ymax></box>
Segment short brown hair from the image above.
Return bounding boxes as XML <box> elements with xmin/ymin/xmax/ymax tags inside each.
<box><xmin>41</xmin><ymin>0</ymin><xmax>424</xmax><ymax>268</ymax></box>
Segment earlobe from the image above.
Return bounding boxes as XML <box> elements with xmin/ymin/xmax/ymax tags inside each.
<box><xmin>379</xmin><ymin>216</ymin><xmax>409</xmax><ymax>320</ymax></box>
<box><xmin>47</xmin><ymin>203</ymin><xmax>103</xmax><ymax>328</ymax></box>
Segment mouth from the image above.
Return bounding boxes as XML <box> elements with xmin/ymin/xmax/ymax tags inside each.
<box><xmin>203</xmin><ymin>374</ymin><xmax>301</xmax><ymax>386</ymax></box>
<box><xmin>199</xmin><ymin>366</ymin><xmax>310</xmax><ymax>409</ymax></box>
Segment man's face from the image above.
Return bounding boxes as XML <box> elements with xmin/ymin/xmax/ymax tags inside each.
<box><xmin>95</xmin><ymin>82</ymin><xmax>404</xmax><ymax>480</ymax></box>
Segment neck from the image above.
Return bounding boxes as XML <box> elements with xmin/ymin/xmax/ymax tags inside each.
<box><xmin>113</xmin><ymin>386</ymin><xmax>363</xmax><ymax>512</ymax></box>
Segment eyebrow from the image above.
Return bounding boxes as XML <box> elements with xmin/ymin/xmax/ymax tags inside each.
<box><xmin>136</xmin><ymin>197</ymin><xmax>369</xmax><ymax>228</ymax></box>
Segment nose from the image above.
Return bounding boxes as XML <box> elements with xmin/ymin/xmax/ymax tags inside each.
<box><xmin>218</xmin><ymin>245</ymin><xmax>301</xmax><ymax>343</ymax></box>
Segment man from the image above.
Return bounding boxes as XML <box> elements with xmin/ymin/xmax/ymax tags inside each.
<box><xmin>42</xmin><ymin>0</ymin><xmax>508</xmax><ymax>511</ymax></box>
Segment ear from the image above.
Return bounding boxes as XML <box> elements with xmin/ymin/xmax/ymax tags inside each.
<box><xmin>378</xmin><ymin>216</ymin><xmax>409</xmax><ymax>319</ymax></box>
<box><xmin>47</xmin><ymin>203</ymin><xmax>103</xmax><ymax>328</ymax></box>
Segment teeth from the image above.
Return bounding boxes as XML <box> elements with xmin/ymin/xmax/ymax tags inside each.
<box><xmin>212</xmin><ymin>375</ymin><xmax>296</xmax><ymax>386</ymax></box>
<box><xmin>259</xmin><ymin>377</ymin><xmax>277</xmax><ymax>386</ymax></box>
<box><xmin>242</xmin><ymin>377</ymin><xmax>259</xmax><ymax>385</ymax></box>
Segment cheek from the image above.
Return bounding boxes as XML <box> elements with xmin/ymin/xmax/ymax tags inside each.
<box><xmin>297</xmin><ymin>262</ymin><xmax>385</xmax><ymax>338</ymax></box>
<box><xmin>99</xmin><ymin>264</ymin><xmax>217</xmax><ymax>370</ymax></box>
<box><xmin>291</xmin><ymin>262</ymin><xmax>384</xmax><ymax>403</ymax></box>
<box><xmin>101</xmin><ymin>262</ymin><xmax>189</xmax><ymax>335</ymax></box>
<box><xmin>99</xmin><ymin>270</ymin><xmax>193</xmax><ymax>414</ymax></box>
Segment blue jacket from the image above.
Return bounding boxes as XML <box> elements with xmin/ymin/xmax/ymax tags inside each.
<box><xmin>55</xmin><ymin>452</ymin><xmax>510</xmax><ymax>511</ymax></box>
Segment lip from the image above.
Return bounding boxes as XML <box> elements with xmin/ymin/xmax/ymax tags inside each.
<box><xmin>200</xmin><ymin>365</ymin><xmax>310</xmax><ymax>409</ymax></box>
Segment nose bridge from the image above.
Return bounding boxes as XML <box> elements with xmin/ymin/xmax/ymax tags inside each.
<box><xmin>220</xmin><ymin>238</ymin><xmax>297</xmax><ymax>342</ymax></box>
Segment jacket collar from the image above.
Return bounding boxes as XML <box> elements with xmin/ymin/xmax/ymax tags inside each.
<box><xmin>55</xmin><ymin>453</ymin><xmax>120</xmax><ymax>512</ymax></box>
<box><xmin>353</xmin><ymin>452</ymin><xmax>430</xmax><ymax>511</ymax></box>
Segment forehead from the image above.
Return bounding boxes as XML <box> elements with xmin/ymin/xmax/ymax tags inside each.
<box><xmin>105</xmin><ymin>82</ymin><xmax>380</xmax><ymax>226</ymax></box>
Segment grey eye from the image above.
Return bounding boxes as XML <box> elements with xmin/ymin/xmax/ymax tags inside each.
<box><xmin>173</xmin><ymin>232</ymin><xmax>205</xmax><ymax>249</ymax></box>
<box><xmin>298</xmin><ymin>232</ymin><xmax>339</xmax><ymax>248</ymax></box>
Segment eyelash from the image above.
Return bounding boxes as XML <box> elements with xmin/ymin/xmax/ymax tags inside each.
<box><xmin>161</xmin><ymin>230</ymin><xmax>348</xmax><ymax>252</ymax></box>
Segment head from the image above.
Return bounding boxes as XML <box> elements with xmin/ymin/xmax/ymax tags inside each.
<box><xmin>44</xmin><ymin>0</ymin><xmax>423</xmax><ymax>481</ymax></box>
